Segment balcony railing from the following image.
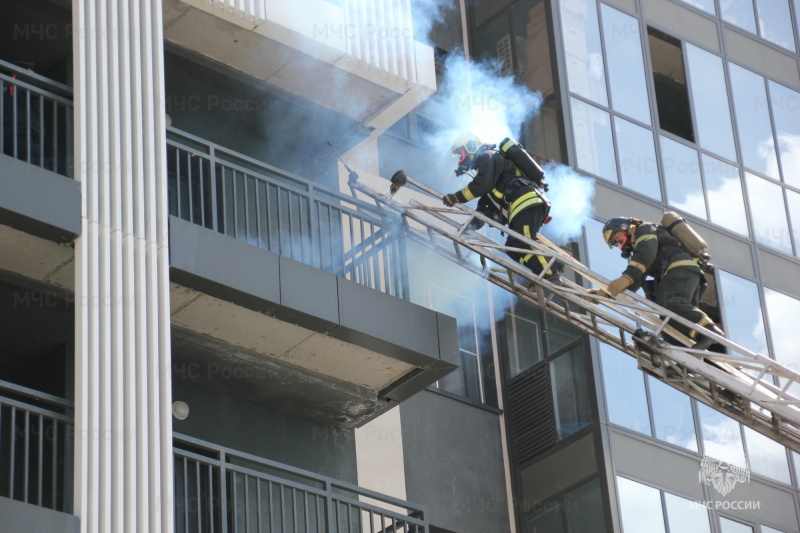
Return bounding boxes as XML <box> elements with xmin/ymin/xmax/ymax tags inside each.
<box><xmin>0</xmin><ymin>59</ymin><xmax>73</xmax><ymax>178</ymax></box>
<box><xmin>0</xmin><ymin>379</ymin><xmax>74</xmax><ymax>513</ymax></box>
<box><xmin>167</xmin><ymin>127</ymin><xmax>410</xmax><ymax>299</ymax></box>
<box><xmin>174</xmin><ymin>433</ymin><xmax>428</xmax><ymax>533</ymax></box>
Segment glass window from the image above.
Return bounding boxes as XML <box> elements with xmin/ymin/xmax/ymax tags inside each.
<box><xmin>545</xmin><ymin>310</ymin><xmax>582</xmax><ymax>355</ymax></box>
<box><xmin>685</xmin><ymin>44</ymin><xmax>737</xmax><ymax>161</ymax></box>
<box><xmin>664</xmin><ymin>492</ymin><xmax>712</xmax><ymax>533</ymax></box>
<box><xmin>788</xmin><ymin>190</ymin><xmax>800</xmax><ymax>256</ymax></box>
<box><xmin>677</xmin><ymin>0</ymin><xmax>717</xmax><ymax>15</ymax></box>
<box><xmin>564</xmin><ymin>478</ymin><xmax>608</xmax><ymax>533</ymax></box>
<box><xmin>571</xmin><ymin>98</ymin><xmax>618</xmax><ymax>182</ymax></box>
<box><xmin>754</xmin><ymin>0</ymin><xmax>796</xmax><ymax>51</ymax></box>
<box><xmin>762</xmin><ymin>527</ymin><xmax>787</xmax><ymax>533</ymax></box>
<box><xmin>743</xmin><ymin>427</ymin><xmax>790</xmax><ymax>484</ymax></box>
<box><xmin>746</xmin><ymin>173</ymin><xmax>792</xmax><ymax>254</ymax></box>
<box><xmin>769</xmin><ymin>81</ymin><xmax>800</xmax><ymax>189</ymax></box>
<box><xmin>600</xmin><ymin>344</ymin><xmax>652</xmax><ymax>435</ymax></box>
<box><xmin>794</xmin><ymin>451</ymin><xmax>800</xmax><ymax>486</ymax></box>
<box><xmin>560</xmin><ymin>0</ymin><xmax>608</xmax><ymax>105</ymax></box>
<box><xmin>505</xmin><ymin>310</ymin><xmax>543</xmax><ymax>377</ymax></box>
<box><xmin>649</xmin><ymin>377</ymin><xmax>698</xmax><ymax>451</ymax></box>
<box><xmin>551</xmin><ymin>346</ymin><xmax>592</xmax><ymax>439</ymax></box>
<box><xmin>717</xmin><ymin>270</ymin><xmax>768</xmax><ymax>354</ymax></box>
<box><xmin>601</xmin><ymin>5</ymin><xmax>651</xmax><ymax>124</ymax></box>
<box><xmin>661</xmin><ymin>136</ymin><xmax>707</xmax><ymax>219</ymax></box>
<box><xmin>585</xmin><ymin>219</ymin><xmax>625</xmax><ymax>282</ymax></box>
<box><xmin>720</xmin><ymin>0</ymin><xmax>757</xmax><ymax>34</ymax></box>
<box><xmin>729</xmin><ymin>64</ymin><xmax>779</xmax><ymax>180</ymax></box>
<box><xmin>703</xmin><ymin>155</ymin><xmax>748</xmax><ymax>235</ymax></box>
<box><xmin>648</xmin><ymin>28</ymin><xmax>695</xmax><ymax>142</ymax></box>
<box><xmin>528</xmin><ymin>501</ymin><xmax>564</xmax><ymax>533</ymax></box>
<box><xmin>764</xmin><ymin>288</ymin><xmax>800</xmax><ymax>376</ymax></box>
<box><xmin>720</xmin><ymin>518</ymin><xmax>754</xmax><ymax>533</ymax></box>
<box><xmin>698</xmin><ymin>403</ymin><xmax>747</xmax><ymax>467</ymax></box>
<box><xmin>616</xmin><ymin>118</ymin><xmax>661</xmax><ymax>200</ymax></box>
<box><xmin>617</xmin><ymin>477</ymin><xmax>666</xmax><ymax>533</ymax></box>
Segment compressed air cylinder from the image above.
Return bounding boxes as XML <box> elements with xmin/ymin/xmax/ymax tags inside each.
<box><xmin>499</xmin><ymin>137</ymin><xmax>545</xmax><ymax>187</ymax></box>
<box><xmin>661</xmin><ymin>211</ymin><xmax>708</xmax><ymax>257</ymax></box>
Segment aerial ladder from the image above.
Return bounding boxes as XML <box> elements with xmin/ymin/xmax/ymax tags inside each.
<box><xmin>346</xmin><ymin>169</ymin><xmax>800</xmax><ymax>454</ymax></box>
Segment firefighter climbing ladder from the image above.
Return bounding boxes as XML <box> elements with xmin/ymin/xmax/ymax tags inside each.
<box><xmin>348</xmin><ymin>172</ymin><xmax>800</xmax><ymax>454</ymax></box>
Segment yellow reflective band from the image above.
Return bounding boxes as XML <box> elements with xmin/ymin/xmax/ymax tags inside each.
<box><xmin>500</xmin><ymin>139</ymin><xmax>515</xmax><ymax>153</ymax></box>
<box><xmin>461</xmin><ymin>186</ymin><xmax>476</xmax><ymax>202</ymax></box>
<box><xmin>509</xmin><ymin>191</ymin><xmax>543</xmax><ymax>221</ymax></box>
<box><xmin>537</xmin><ymin>255</ymin><xmax>553</xmax><ymax>275</ymax></box>
<box><xmin>523</xmin><ymin>225</ymin><xmax>532</xmax><ymax>239</ymax></box>
<box><xmin>634</xmin><ymin>234</ymin><xmax>657</xmax><ymax>246</ymax></box>
<box><xmin>697</xmin><ymin>316</ymin><xmax>713</xmax><ymax>327</ymax></box>
<box><xmin>629</xmin><ymin>261</ymin><xmax>647</xmax><ymax>273</ymax></box>
<box><xmin>520</xmin><ymin>254</ymin><xmax>533</xmax><ymax>265</ymax></box>
<box><xmin>666</xmin><ymin>258</ymin><xmax>699</xmax><ymax>272</ymax></box>
<box><xmin>492</xmin><ymin>188</ymin><xmax>504</xmax><ymax>198</ymax></box>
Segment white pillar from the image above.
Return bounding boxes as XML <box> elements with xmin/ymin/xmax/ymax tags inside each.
<box><xmin>72</xmin><ymin>0</ymin><xmax>173</xmax><ymax>532</ymax></box>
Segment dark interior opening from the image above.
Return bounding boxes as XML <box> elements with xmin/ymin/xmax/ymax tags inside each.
<box><xmin>648</xmin><ymin>27</ymin><xmax>694</xmax><ymax>143</ymax></box>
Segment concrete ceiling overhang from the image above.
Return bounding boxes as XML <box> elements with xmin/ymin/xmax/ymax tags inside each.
<box><xmin>169</xmin><ymin>215</ymin><xmax>458</xmax><ymax>428</ymax></box>
<box><xmin>162</xmin><ymin>0</ymin><xmax>436</xmax><ymax>131</ymax></box>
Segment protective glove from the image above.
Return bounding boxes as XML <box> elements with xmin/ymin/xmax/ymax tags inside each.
<box><xmin>583</xmin><ymin>288</ymin><xmax>607</xmax><ymax>301</ymax></box>
<box><xmin>443</xmin><ymin>193</ymin><xmax>459</xmax><ymax>207</ymax></box>
<box><xmin>606</xmin><ymin>274</ymin><xmax>633</xmax><ymax>297</ymax></box>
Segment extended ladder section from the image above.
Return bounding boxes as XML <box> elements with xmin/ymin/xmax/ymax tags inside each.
<box><xmin>348</xmin><ymin>173</ymin><xmax>800</xmax><ymax>453</ymax></box>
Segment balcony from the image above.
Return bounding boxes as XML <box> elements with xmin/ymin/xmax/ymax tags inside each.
<box><xmin>0</xmin><ymin>382</ymin><xmax>429</xmax><ymax>531</ymax></box>
<box><xmin>162</xmin><ymin>0</ymin><xmax>437</xmax><ymax>131</ymax></box>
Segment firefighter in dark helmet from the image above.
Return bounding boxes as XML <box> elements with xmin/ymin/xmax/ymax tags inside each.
<box><xmin>443</xmin><ymin>132</ymin><xmax>560</xmax><ymax>282</ymax></box>
<box><xmin>593</xmin><ymin>217</ymin><xmax>723</xmax><ymax>350</ymax></box>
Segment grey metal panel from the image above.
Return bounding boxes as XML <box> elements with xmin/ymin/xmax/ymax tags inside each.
<box><xmin>642</xmin><ymin>0</ymin><xmax>720</xmax><ymax>53</ymax></box>
<box><xmin>400</xmin><ymin>389</ymin><xmax>511</xmax><ymax>533</ymax></box>
<box><xmin>278</xmin><ymin>254</ymin><xmax>339</xmax><ymax>325</ymax></box>
<box><xmin>520</xmin><ymin>432</ymin><xmax>598</xmax><ymax>506</ymax></box>
<box><xmin>169</xmin><ymin>216</ymin><xmax>281</xmax><ymax>304</ymax></box>
<box><xmin>336</xmin><ymin>276</ymin><xmax>441</xmax><ymax>360</ymax></box>
<box><xmin>759</xmin><ymin>249</ymin><xmax>800</xmax><ymax>300</ymax></box>
<box><xmin>591</xmin><ymin>182</ymin><xmax>664</xmax><ymax>225</ymax></box>
<box><xmin>724</xmin><ymin>28</ymin><xmax>800</xmax><ymax>90</ymax></box>
<box><xmin>0</xmin><ymin>155</ymin><xmax>81</xmax><ymax>241</ymax></box>
<box><xmin>0</xmin><ymin>496</ymin><xmax>79</xmax><ymax>533</ymax></box>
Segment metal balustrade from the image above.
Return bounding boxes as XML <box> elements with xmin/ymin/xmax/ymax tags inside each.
<box><xmin>174</xmin><ymin>433</ymin><xmax>428</xmax><ymax>533</ymax></box>
<box><xmin>167</xmin><ymin>127</ymin><xmax>410</xmax><ymax>299</ymax></box>
<box><xmin>0</xmin><ymin>379</ymin><xmax>74</xmax><ymax>513</ymax></box>
<box><xmin>0</xmin><ymin>59</ymin><xmax>73</xmax><ymax>178</ymax></box>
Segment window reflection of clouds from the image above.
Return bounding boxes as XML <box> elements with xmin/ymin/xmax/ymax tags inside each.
<box><xmin>787</xmin><ymin>190</ymin><xmax>800</xmax><ymax>256</ymax></box>
<box><xmin>717</xmin><ymin>270</ymin><xmax>768</xmax><ymax>355</ymax></box>
<box><xmin>664</xmin><ymin>493</ymin><xmax>712</xmax><ymax>533</ymax></box>
<box><xmin>661</xmin><ymin>136</ymin><xmax>708</xmax><ymax>219</ymax></box>
<box><xmin>585</xmin><ymin>218</ymin><xmax>625</xmax><ymax>281</ymax></box>
<box><xmin>729</xmin><ymin>63</ymin><xmax>779</xmax><ymax>180</ymax></box>
<box><xmin>754</xmin><ymin>0</ymin><xmax>796</xmax><ymax>52</ymax></box>
<box><xmin>601</xmin><ymin>5</ymin><xmax>651</xmax><ymax>125</ymax></box>
<box><xmin>685</xmin><ymin>45</ymin><xmax>737</xmax><ymax>161</ymax></box>
<box><xmin>697</xmin><ymin>403</ymin><xmax>747</xmax><ymax>468</ymax></box>
<box><xmin>769</xmin><ymin>81</ymin><xmax>800</xmax><ymax>189</ymax></box>
<box><xmin>560</xmin><ymin>0</ymin><xmax>608</xmax><ymax>106</ymax></box>
<box><xmin>720</xmin><ymin>517</ymin><xmax>754</xmax><ymax>533</ymax></box>
<box><xmin>676</xmin><ymin>0</ymin><xmax>716</xmax><ymax>15</ymax></box>
<box><xmin>649</xmin><ymin>377</ymin><xmax>699</xmax><ymax>451</ymax></box>
<box><xmin>616</xmin><ymin>118</ymin><xmax>661</xmax><ymax>200</ymax></box>
<box><xmin>599</xmin><ymin>344</ymin><xmax>651</xmax><ymax>435</ymax></box>
<box><xmin>720</xmin><ymin>0</ymin><xmax>757</xmax><ymax>33</ymax></box>
<box><xmin>702</xmin><ymin>155</ymin><xmax>748</xmax><ymax>236</ymax></box>
<box><xmin>745</xmin><ymin>173</ymin><xmax>792</xmax><ymax>253</ymax></box>
<box><xmin>764</xmin><ymin>289</ymin><xmax>800</xmax><ymax>377</ymax></box>
<box><xmin>617</xmin><ymin>477</ymin><xmax>667</xmax><ymax>533</ymax></box>
<box><xmin>571</xmin><ymin>98</ymin><xmax>618</xmax><ymax>182</ymax></box>
<box><xmin>743</xmin><ymin>427</ymin><xmax>791</xmax><ymax>484</ymax></box>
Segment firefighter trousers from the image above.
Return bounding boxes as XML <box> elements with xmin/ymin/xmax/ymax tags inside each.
<box><xmin>505</xmin><ymin>204</ymin><xmax>556</xmax><ymax>276</ymax></box>
<box><xmin>654</xmin><ymin>266</ymin><xmax>712</xmax><ymax>341</ymax></box>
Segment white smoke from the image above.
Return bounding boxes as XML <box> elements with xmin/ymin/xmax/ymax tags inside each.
<box><xmin>540</xmin><ymin>162</ymin><xmax>596</xmax><ymax>245</ymax></box>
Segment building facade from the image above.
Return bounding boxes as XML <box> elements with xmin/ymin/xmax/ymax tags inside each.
<box><xmin>3</xmin><ymin>0</ymin><xmax>800</xmax><ymax>532</ymax></box>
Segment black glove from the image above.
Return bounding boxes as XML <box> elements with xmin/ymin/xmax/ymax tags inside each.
<box><xmin>443</xmin><ymin>193</ymin><xmax>459</xmax><ymax>207</ymax></box>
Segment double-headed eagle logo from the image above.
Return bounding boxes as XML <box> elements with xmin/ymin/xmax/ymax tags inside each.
<box><xmin>699</xmin><ymin>456</ymin><xmax>750</xmax><ymax>496</ymax></box>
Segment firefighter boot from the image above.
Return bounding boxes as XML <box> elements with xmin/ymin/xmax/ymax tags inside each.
<box><xmin>692</xmin><ymin>324</ymin><xmax>725</xmax><ymax>351</ymax></box>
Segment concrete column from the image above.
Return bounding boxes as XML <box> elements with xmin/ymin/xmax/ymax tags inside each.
<box><xmin>72</xmin><ymin>0</ymin><xmax>173</xmax><ymax>532</ymax></box>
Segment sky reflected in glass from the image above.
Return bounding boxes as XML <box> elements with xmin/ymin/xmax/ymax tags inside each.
<box><xmin>601</xmin><ymin>5</ymin><xmax>651</xmax><ymax>124</ymax></box>
<box><xmin>561</xmin><ymin>0</ymin><xmax>608</xmax><ymax>105</ymax></box>
<box><xmin>720</xmin><ymin>0</ymin><xmax>757</xmax><ymax>33</ymax></box>
<box><xmin>664</xmin><ymin>492</ymin><xmax>711</xmax><ymax>533</ymax></box>
<box><xmin>764</xmin><ymin>288</ymin><xmax>800</xmax><ymax>377</ymax></box>
<box><xmin>572</xmin><ymin>98</ymin><xmax>618</xmax><ymax>182</ymax></box>
<box><xmin>686</xmin><ymin>44</ymin><xmax>737</xmax><ymax>161</ymax></box>
<box><xmin>746</xmin><ymin>173</ymin><xmax>792</xmax><ymax>253</ymax></box>
<box><xmin>649</xmin><ymin>377</ymin><xmax>698</xmax><ymax>451</ymax></box>
<box><xmin>677</xmin><ymin>0</ymin><xmax>716</xmax><ymax>14</ymax></box>
<box><xmin>616</xmin><ymin>118</ymin><xmax>661</xmax><ymax>200</ymax></box>
<box><xmin>743</xmin><ymin>427</ymin><xmax>790</xmax><ymax>484</ymax></box>
<box><xmin>703</xmin><ymin>155</ymin><xmax>748</xmax><ymax>236</ymax></box>
<box><xmin>720</xmin><ymin>517</ymin><xmax>753</xmax><ymax>533</ymax></box>
<box><xmin>769</xmin><ymin>81</ymin><xmax>800</xmax><ymax>189</ymax></box>
<box><xmin>661</xmin><ymin>136</ymin><xmax>707</xmax><ymax>219</ymax></box>
<box><xmin>717</xmin><ymin>270</ymin><xmax>768</xmax><ymax>355</ymax></box>
<box><xmin>617</xmin><ymin>477</ymin><xmax>666</xmax><ymax>533</ymax></box>
<box><xmin>698</xmin><ymin>403</ymin><xmax>746</xmax><ymax>467</ymax></box>
<box><xmin>600</xmin><ymin>344</ymin><xmax>651</xmax><ymax>435</ymax></box>
<box><xmin>754</xmin><ymin>0</ymin><xmax>796</xmax><ymax>51</ymax></box>
<box><xmin>729</xmin><ymin>63</ymin><xmax>779</xmax><ymax>180</ymax></box>
<box><xmin>787</xmin><ymin>189</ymin><xmax>800</xmax><ymax>257</ymax></box>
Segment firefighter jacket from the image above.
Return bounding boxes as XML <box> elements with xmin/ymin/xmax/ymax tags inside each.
<box><xmin>623</xmin><ymin>222</ymin><xmax>702</xmax><ymax>292</ymax></box>
<box><xmin>453</xmin><ymin>147</ymin><xmax>549</xmax><ymax>224</ymax></box>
